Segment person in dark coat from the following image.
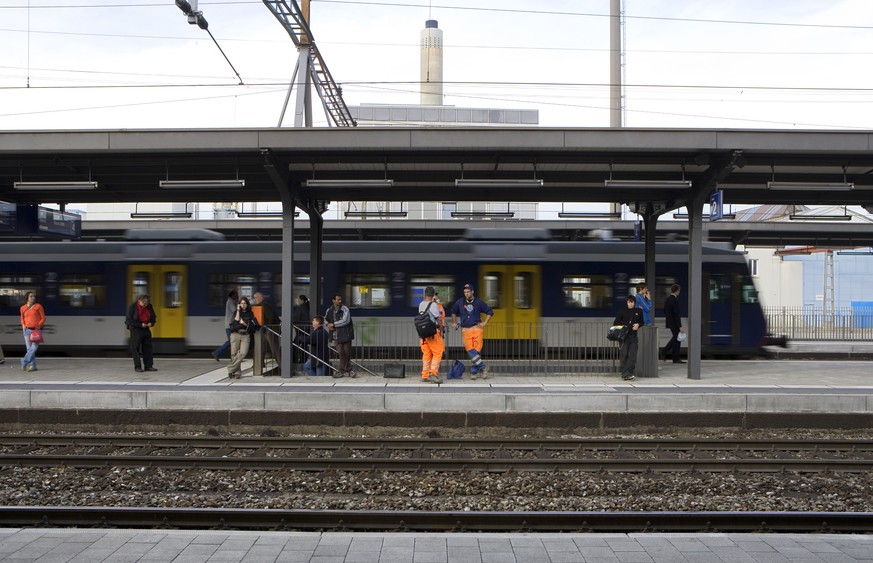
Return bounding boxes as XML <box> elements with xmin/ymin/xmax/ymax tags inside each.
<box><xmin>297</xmin><ymin>315</ymin><xmax>331</xmax><ymax>376</ymax></box>
<box><xmin>325</xmin><ymin>293</ymin><xmax>354</xmax><ymax>378</ymax></box>
<box><xmin>253</xmin><ymin>292</ymin><xmax>281</xmax><ymax>372</ymax></box>
<box><xmin>292</xmin><ymin>295</ymin><xmax>311</xmax><ymax>367</ymax></box>
<box><xmin>663</xmin><ymin>284</ymin><xmax>685</xmax><ymax>363</ymax></box>
<box><xmin>125</xmin><ymin>294</ymin><xmax>157</xmax><ymax>373</ymax></box>
<box><xmin>613</xmin><ymin>295</ymin><xmax>643</xmax><ymax>381</ymax></box>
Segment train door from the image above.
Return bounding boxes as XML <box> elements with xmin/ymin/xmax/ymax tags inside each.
<box><xmin>478</xmin><ymin>264</ymin><xmax>541</xmax><ymax>340</ymax></box>
<box><xmin>127</xmin><ymin>265</ymin><xmax>188</xmax><ymax>353</ymax></box>
<box><xmin>703</xmin><ymin>272</ymin><xmax>734</xmax><ymax>348</ymax></box>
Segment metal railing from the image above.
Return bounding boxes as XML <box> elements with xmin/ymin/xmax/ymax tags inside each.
<box><xmin>763</xmin><ymin>306</ymin><xmax>873</xmax><ymax>341</ymax></box>
<box><xmin>287</xmin><ymin>321</ymin><xmax>620</xmax><ymax>376</ymax></box>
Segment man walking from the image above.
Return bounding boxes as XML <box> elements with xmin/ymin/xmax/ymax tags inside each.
<box><xmin>450</xmin><ymin>283</ymin><xmax>493</xmax><ymax>379</ymax></box>
<box><xmin>418</xmin><ymin>286</ymin><xmax>445</xmax><ymax>384</ymax></box>
<box><xmin>253</xmin><ymin>292</ymin><xmax>281</xmax><ymax>373</ymax></box>
<box><xmin>212</xmin><ymin>290</ymin><xmax>238</xmax><ymax>361</ymax></box>
<box><xmin>663</xmin><ymin>284</ymin><xmax>685</xmax><ymax>363</ymax></box>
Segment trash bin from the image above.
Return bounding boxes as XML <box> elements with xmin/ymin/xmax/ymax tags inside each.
<box><xmin>635</xmin><ymin>325</ymin><xmax>659</xmax><ymax>378</ymax></box>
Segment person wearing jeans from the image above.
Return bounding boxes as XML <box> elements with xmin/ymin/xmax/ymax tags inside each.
<box><xmin>20</xmin><ymin>291</ymin><xmax>46</xmax><ymax>372</ymax></box>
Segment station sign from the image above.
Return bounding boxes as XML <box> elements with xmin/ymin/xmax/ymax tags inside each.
<box><xmin>709</xmin><ymin>190</ymin><xmax>724</xmax><ymax>222</ymax></box>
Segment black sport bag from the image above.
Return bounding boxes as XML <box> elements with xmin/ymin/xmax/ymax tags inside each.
<box><xmin>414</xmin><ymin>302</ymin><xmax>438</xmax><ymax>338</ymax></box>
<box><xmin>606</xmin><ymin>324</ymin><xmax>628</xmax><ymax>342</ymax></box>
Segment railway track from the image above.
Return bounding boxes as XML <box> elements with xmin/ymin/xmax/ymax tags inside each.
<box><xmin>2</xmin><ymin>434</ymin><xmax>873</xmax><ymax>473</ymax></box>
<box><xmin>0</xmin><ymin>506</ymin><xmax>871</xmax><ymax>533</ymax></box>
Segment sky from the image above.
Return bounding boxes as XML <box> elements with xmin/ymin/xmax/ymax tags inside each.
<box><xmin>2</xmin><ymin>0</ymin><xmax>873</xmax><ymax>130</ymax></box>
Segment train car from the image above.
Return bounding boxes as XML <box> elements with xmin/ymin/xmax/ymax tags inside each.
<box><xmin>0</xmin><ymin>231</ymin><xmax>770</xmax><ymax>358</ymax></box>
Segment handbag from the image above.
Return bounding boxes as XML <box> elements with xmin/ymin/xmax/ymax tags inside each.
<box><xmin>677</xmin><ymin>331</ymin><xmax>687</xmax><ymax>342</ymax></box>
<box><xmin>606</xmin><ymin>325</ymin><xmax>628</xmax><ymax>342</ymax></box>
<box><xmin>245</xmin><ymin>317</ymin><xmax>261</xmax><ymax>335</ymax></box>
<box><xmin>29</xmin><ymin>329</ymin><xmax>44</xmax><ymax>344</ymax></box>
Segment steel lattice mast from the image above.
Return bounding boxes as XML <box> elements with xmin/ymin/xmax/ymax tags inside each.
<box><xmin>262</xmin><ymin>0</ymin><xmax>356</xmax><ymax>127</ymax></box>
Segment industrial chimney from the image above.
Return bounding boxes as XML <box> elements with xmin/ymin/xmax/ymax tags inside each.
<box><xmin>420</xmin><ymin>19</ymin><xmax>443</xmax><ymax>105</ymax></box>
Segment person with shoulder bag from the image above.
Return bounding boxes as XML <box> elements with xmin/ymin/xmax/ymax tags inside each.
<box><xmin>418</xmin><ymin>286</ymin><xmax>445</xmax><ymax>384</ymax></box>
<box><xmin>20</xmin><ymin>291</ymin><xmax>46</xmax><ymax>372</ymax></box>
<box><xmin>227</xmin><ymin>296</ymin><xmax>256</xmax><ymax>379</ymax></box>
<box><xmin>613</xmin><ymin>295</ymin><xmax>643</xmax><ymax>381</ymax></box>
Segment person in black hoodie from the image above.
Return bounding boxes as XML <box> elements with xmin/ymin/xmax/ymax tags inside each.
<box><xmin>613</xmin><ymin>295</ymin><xmax>643</xmax><ymax>381</ymax></box>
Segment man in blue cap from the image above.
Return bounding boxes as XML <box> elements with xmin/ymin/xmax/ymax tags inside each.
<box><xmin>450</xmin><ymin>283</ymin><xmax>493</xmax><ymax>379</ymax></box>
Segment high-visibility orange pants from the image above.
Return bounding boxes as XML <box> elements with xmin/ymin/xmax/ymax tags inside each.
<box><xmin>462</xmin><ymin>326</ymin><xmax>484</xmax><ymax>355</ymax></box>
<box><xmin>420</xmin><ymin>332</ymin><xmax>445</xmax><ymax>378</ymax></box>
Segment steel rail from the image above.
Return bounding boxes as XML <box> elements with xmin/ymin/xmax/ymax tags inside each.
<box><xmin>3</xmin><ymin>454</ymin><xmax>873</xmax><ymax>473</ymax></box>
<box><xmin>1</xmin><ymin>506</ymin><xmax>871</xmax><ymax>533</ymax></box>
<box><xmin>2</xmin><ymin>434</ymin><xmax>873</xmax><ymax>451</ymax></box>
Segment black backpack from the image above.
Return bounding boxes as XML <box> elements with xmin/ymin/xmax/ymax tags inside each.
<box><xmin>414</xmin><ymin>302</ymin><xmax>438</xmax><ymax>338</ymax></box>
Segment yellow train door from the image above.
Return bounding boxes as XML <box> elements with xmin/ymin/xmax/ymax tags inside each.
<box><xmin>478</xmin><ymin>264</ymin><xmax>541</xmax><ymax>340</ymax></box>
<box><xmin>127</xmin><ymin>264</ymin><xmax>187</xmax><ymax>353</ymax></box>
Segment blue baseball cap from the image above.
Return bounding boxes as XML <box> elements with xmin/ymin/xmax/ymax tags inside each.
<box><xmin>463</xmin><ymin>283</ymin><xmax>474</xmax><ymax>291</ymax></box>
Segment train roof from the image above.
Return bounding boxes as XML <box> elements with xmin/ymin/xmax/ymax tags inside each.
<box><xmin>0</xmin><ymin>239</ymin><xmax>746</xmax><ymax>264</ymax></box>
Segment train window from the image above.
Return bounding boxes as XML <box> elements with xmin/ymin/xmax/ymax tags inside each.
<box><xmin>482</xmin><ymin>273</ymin><xmax>502</xmax><ymax>309</ymax></box>
<box><xmin>207</xmin><ymin>274</ymin><xmax>257</xmax><ymax>308</ymax></box>
<box><xmin>709</xmin><ymin>274</ymin><xmax>731</xmax><ymax>304</ymax></box>
<box><xmin>408</xmin><ymin>276</ymin><xmax>454</xmax><ymax>308</ymax></box>
<box><xmin>273</xmin><ymin>274</ymin><xmax>310</xmax><ymax>309</ymax></box>
<box><xmin>164</xmin><ymin>271</ymin><xmax>183</xmax><ymax>308</ymax></box>
<box><xmin>59</xmin><ymin>274</ymin><xmax>106</xmax><ymax>308</ymax></box>
<box><xmin>514</xmin><ymin>272</ymin><xmax>532</xmax><ymax>309</ymax></box>
<box><xmin>562</xmin><ymin>275</ymin><xmax>612</xmax><ymax>309</ymax></box>
<box><xmin>346</xmin><ymin>274</ymin><xmax>390</xmax><ymax>309</ymax></box>
<box><xmin>0</xmin><ymin>275</ymin><xmax>39</xmax><ymax>308</ymax></box>
<box><xmin>654</xmin><ymin>276</ymin><xmax>679</xmax><ymax>309</ymax></box>
<box><xmin>131</xmin><ymin>271</ymin><xmax>150</xmax><ymax>304</ymax></box>
<box><xmin>738</xmin><ymin>273</ymin><xmax>759</xmax><ymax>304</ymax></box>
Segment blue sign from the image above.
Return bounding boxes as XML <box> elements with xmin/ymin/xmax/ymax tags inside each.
<box><xmin>709</xmin><ymin>190</ymin><xmax>724</xmax><ymax>222</ymax></box>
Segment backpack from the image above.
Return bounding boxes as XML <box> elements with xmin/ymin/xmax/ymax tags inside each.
<box><xmin>414</xmin><ymin>302</ymin><xmax>438</xmax><ymax>338</ymax></box>
<box><xmin>448</xmin><ymin>360</ymin><xmax>465</xmax><ymax>379</ymax></box>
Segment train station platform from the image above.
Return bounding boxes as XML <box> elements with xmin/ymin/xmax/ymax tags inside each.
<box><xmin>2</xmin><ymin>344</ymin><xmax>873</xmax><ymax>429</ymax></box>
<box><xmin>2</xmin><ymin>528</ymin><xmax>872</xmax><ymax>562</ymax></box>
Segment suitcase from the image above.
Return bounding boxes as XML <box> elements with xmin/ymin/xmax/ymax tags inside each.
<box><xmin>384</xmin><ymin>363</ymin><xmax>406</xmax><ymax>378</ymax></box>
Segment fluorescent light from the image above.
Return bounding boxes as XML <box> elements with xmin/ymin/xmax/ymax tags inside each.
<box><xmin>344</xmin><ymin>211</ymin><xmax>408</xmax><ymax>217</ymax></box>
<box><xmin>455</xmin><ymin>179</ymin><xmax>542</xmax><ymax>188</ymax></box>
<box><xmin>768</xmin><ymin>182</ymin><xmax>853</xmax><ymax>191</ymax></box>
<box><xmin>235</xmin><ymin>211</ymin><xmax>299</xmax><ymax>218</ymax></box>
<box><xmin>160</xmin><ymin>179</ymin><xmax>245</xmax><ymax>189</ymax></box>
<box><xmin>130</xmin><ymin>212</ymin><xmax>193</xmax><ymax>219</ymax></box>
<box><xmin>14</xmin><ymin>181</ymin><xmax>98</xmax><ymax>191</ymax></box>
<box><xmin>451</xmin><ymin>211</ymin><xmax>515</xmax><ymax>218</ymax></box>
<box><xmin>605</xmin><ymin>180</ymin><xmax>691</xmax><ymax>189</ymax></box>
<box><xmin>788</xmin><ymin>214</ymin><xmax>852</xmax><ymax>221</ymax></box>
<box><xmin>558</xmin><ymin>212</ymin><xmax>621</xmax><ymax>219</ymax></box>
<box><xmin>303</xmin><ymin>179</ymin><xmax>393</xmax><ymax>188</ymax></box>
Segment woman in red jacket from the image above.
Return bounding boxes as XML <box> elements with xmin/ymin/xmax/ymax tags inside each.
<box><xmin>20</xmin><ymin>291</ymin><xmax>46</xmax><ymax>372</ymax></box>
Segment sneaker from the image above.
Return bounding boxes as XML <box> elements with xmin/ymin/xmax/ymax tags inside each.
<box><xmin>470</xmin><ymin>371</ymin><xmax>479</xmax><ymax>381</ymax></box>
<box><xmin>25</xmin><ymin>365</ymin><xmax>36</xmax><ymax>372</ymax></box>
<box><xmin>212</xmin><ymin>352</ymin><xmax>220</xmax><ymax>362</ymax></box>
<box><xmin>145</xmin><ymin>367</ymin><xmax>158</xmax><ymax>372</ymax></box>
<box><xmin>0</xmin><ymin>358</ymin><xmax>5</xmax><ymax>364</ymax></box>
<box><xmin>622</xmin><ymin>374</ymin><xmax>635</xmax><ymax>381</ymax></box>
<box><xmin>480</xmin><ymin>365</ymin><xmax>489</xmax><ymax>379</ymax></box>
<box><xmin>134</xmin><ymin>367</ymin><xmax>144</xmax><ymax>373</ymax></box>
<box><xmin>426</xmin><ymin>374</ymin><xmax>442</xmax><ymax>384</ymax></box>
<box><xmin>331</xmin><ymin>371</ymin><xmax>345</xmax><ymax>379</ymax></box>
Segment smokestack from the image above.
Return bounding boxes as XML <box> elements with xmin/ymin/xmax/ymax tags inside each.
<box><xmin>420</xmin><ymin>19</ymin><xmax>443</xmax><ymax>105</ymax></box>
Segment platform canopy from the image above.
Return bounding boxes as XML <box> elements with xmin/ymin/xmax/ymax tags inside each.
<box><xmin>1</xmin><ymin>128</ymin><xmax>873</xmax><ymax>208</ymax></box>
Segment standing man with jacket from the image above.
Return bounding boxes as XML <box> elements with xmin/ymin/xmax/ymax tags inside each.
<box><xmin>450</xmin><ymin>283</ymin><xmax>493</xmax><ymax>379</ymax></box>
<box><xmin>418</xmin><ymin>286</ymin><xmax>445</xmax><ymax>384</ymax></box>
<box><xmin>253</xmin><ymin>292</ymin><xmax>281</xmax><ymax>373</ymax></box>
<box><xmin>663</xmin><ymin>284</ymin><xmax>685</xmax><ymax>364</ymax></box>
<box><xmin>325</xmin><ymin>293</ymin><xmax>355</xmax><ymax>378</ymax></box>
<box><xmin>125</xmin><ymin>294</ymin><xmax>157</xmax><ymax>373</ymax></box>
